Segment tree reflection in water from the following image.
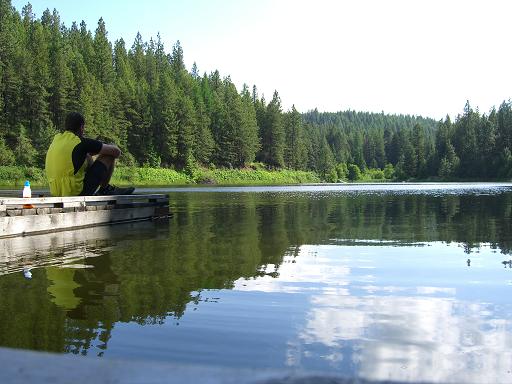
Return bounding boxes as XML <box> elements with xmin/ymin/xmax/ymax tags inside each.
<box><xmin>0</xmin><ymin>188</ymin><xmax>511</xmax><ymax>382</ymax></box>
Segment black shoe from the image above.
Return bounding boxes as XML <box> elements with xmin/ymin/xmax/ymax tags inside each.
<box><xmin>96</xmin><ymin>184</ymin><xmax>135</xmax><ymax>196</ymax></box>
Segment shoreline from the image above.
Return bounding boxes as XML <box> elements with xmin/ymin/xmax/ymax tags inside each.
<box><xmin>0</xmin><ymin>166</ymin><xmax>321</xmax><ymax>188</ymax></box>
<box><xmin>1</xmin><ymin>166</ymin><xmax>509</xmax><ymax>189</ymax></box>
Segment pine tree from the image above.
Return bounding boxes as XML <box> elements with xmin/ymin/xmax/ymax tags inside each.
<box><xmin>363</xmin><ymin>132</ymin><xmax>376</xmax><ymax>168</ymax></box>
<box><xmin>238</xmin><ymin>84</ymin><xmax>260</xmax><ymax>166</ymax></box>
<box><xmin>191</xmin><ymin>62</ymin><xmax>199</xmax><ymax>80</ymax></box>
<box><xmin>0</xmin><ymin>136</ymin><xmax>15</xmax><ymax>165</ymax></box>
<box><xmin>130</xmin><ymin>32</ymin><xmax>146</xmax><ymax>80</ymax></box>
<box><xmin>317</xmin><ymin>136</ymin><xmax>336</xmax><ymax>181</ymax></box>
<box><xmin>192</xmin><ymin>95</ymin><xmax>214</xmax><ymax>165</ymax></box>
<box><xmin>453</xmin><ymin>101</ymin><xmax>479</xmax><ymax>177</ymax></box>
<box><xmin>326</xmin><ymin>127</ymin><xmax>349</xmax><ymax>164</ymax></box>
<box><xmin>478</xmin><ymin>109</ymin><xmax>497</xmax><ymax>177</ymax></box>
<box><xmin>0</xmin><ymin>0</ymin><xmax>24</xmax><ymax>139</ymax></box>
<box><xmin>373</xmin><ymin>129</ymin><xmax>386</xmax><ymax>168</ymax></box>
<box><xmin>48</xmin><ymin>9</ymin><xmax>72</xmax><ymax>130</ymax></box>
<box><xmin>13</xmin><ymin>124</ymin><xmax>37</xmax><ymax>166</ymax></box>
<box><xmin>93</xmin><ymin>18</ymin><xmax>114</xmax><ymax>85</ymax></box>
<box><xmin>78</xmin><ymin>20</ymin><xmax>95</xmax><ymax>72</ymax></box>
<box><xmin>112</xmin><ymin>38</ymin><xmax>135</xmax><ymax>159</ymax></box>
<box><xmin>208</xmin><ymin>76</ymin><xmax>226</xmax><ymax>165</ymax></box>
<box><xmin>153</xmin><ymin>71</ymin><xmax>178</xmax><ymax>166</ymax></box>
<box><xmin>412</xmin><ymin>124</ymin><xmax>427</xmax><ymax>177</ymax></box>
<box><xmin>215</xmin><ymin>80</ymin><xmax>258</xmax><ymax>167</ymax></box>
<box><xmin>20</xmin><ymin>15</ymin><xmax>53</xmax><ymax>162</ymax></box>
<box><xmin>283</xmin><ymin>105</ymin><xmax>306</xmax><ymax>169</ymax></box>
<box><xmin>438</xmin><ymin>143</ymin><xmax>460</xmax><ymax>178</ymax></box>
<box><xmin>253</xmin><ymin>92</ymin><xmax>266</xmax><ymax>164</ymax></box>
<box><xmin>216</xmin><ymin>80</ymin><xmax>242</xmax><ymax>166</ymax></box>
<box><xmin>261</xmin><ymin>91</ymin><xmax>285</xmax><ymax>168</ymax></box>
<box><xmin>304</xmin><ymin>125</ymin><xmax>320</xmax><ymax>171</ymax></box>
<box><xmin>173</xmin><ymin>93</ymin><xmax>196</xmax><ymax>168</ymax></box>
<box><xmin>497</xmin><ymin>101</ymin><xmax>512</xmax><ymax>175</ymax></box>
<box><xmin>171</xmin><ymin>40</ymin><xmax>186</xmax><ymax>87</ymax></box>
<box><xmin>349</xmin><ymin>131</ymin><xmax>367</xmax><ymax>170</ymax></box>
<box><xmin>394</xmin><ymin>131</ymin><xmax>416</xmax><ymax>179</ymax></box>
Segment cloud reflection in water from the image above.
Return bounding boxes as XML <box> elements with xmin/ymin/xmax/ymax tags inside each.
<box><xmin>235</xmin><ymin>243</ymin><xmax>512</xmax><ymax>383</ymax></box>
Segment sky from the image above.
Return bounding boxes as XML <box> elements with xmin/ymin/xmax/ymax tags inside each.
<box><xmin>11</xmin><ymin>0</ymin><xmax>512</xmax><ymax>119</ymax></box>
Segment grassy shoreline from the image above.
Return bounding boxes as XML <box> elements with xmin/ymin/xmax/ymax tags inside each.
<box><xmin>3</xmin><ymin>166</ymin><xmax>506</xmax><ymax>189</ymax></box>
<box><xmin>0</xmin><ymin>166</ymin><xmax>320</xmax><ymax>188</ymax></box>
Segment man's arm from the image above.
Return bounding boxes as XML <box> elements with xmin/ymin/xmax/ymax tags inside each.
<box><xmin>98</xmin><ymin>144</ymin><xmax>121</xmax><ymax>158</ymax></box>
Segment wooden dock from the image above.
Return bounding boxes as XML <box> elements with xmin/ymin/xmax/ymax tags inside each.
<box><xmin>0</xmin><ymin>194</ymin><xmax>169</xmax><ymax>238</ymax></box>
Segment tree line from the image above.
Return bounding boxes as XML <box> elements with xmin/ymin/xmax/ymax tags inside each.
<box><xmin>306</xmin><ymin>102</ymin><xmax>512</xmax><ymax>180</ymax></box>
<box><xmin>1</xmin><ymin>1</ymin><xmax>511</xmax><ymax>180</ymax></box>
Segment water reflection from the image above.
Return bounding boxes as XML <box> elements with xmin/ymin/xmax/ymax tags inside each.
<box><xmin>0</xmin><ymin>187</ymin><xmax>512</xmax><ymax>383</ymax></box>
<box><xmin>235</xmin><ymin>244</ymin><xmax>512</xmax><ymax>382</ymax></box>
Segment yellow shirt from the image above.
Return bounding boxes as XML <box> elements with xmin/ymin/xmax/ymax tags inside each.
<box><xmin>45</xmin><ymin>131</ymin><xmax>88</xmax><ymax>196</ymax></box>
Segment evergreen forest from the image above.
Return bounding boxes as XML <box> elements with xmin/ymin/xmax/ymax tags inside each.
<box><xmin>1</xmin><ymin>1</ymin><xmax>512</xmax><ymax>181</ymax></box>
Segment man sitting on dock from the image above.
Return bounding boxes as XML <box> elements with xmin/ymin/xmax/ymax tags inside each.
<box><xmin>45</xmin><ymin>112</ymin><xmax>135</xmax><ymax>196</ymax></box>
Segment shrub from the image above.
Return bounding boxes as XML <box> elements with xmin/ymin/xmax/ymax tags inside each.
<box><xmin>370</xmin><ymin>169</ymin><xmax>385</xmax><ymax>180</ymax></box>
<box><xmin>0</xmin><ymin>166</ymin><xmax>46</xmax><ymax>186</ymax></box>
<box><xmin>347</xmin><ymin>164</ymin><xmax>361</xmax><ymax>181</ymax></box>
<box><xmin>383</xmin><ymin>163</ymin><xmax>395</xmax><ymax>179</ymax></box>
<box><xmin>335</xmin><ymin>163</ymin><xmax>348</xmax><ymax>181</ymax></box>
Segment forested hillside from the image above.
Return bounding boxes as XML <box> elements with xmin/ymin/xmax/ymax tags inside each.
<box><xmin>305</xmin><ymin>103</ymin><xmax>512</xmax><ymax>180</ymax></box>
<box><xmin>1</xmin><ymin>1</ymin><xmax>511</xmax><ymax>181</ymax></box>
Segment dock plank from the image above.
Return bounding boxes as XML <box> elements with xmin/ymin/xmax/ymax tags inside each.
<box><xmin>0</xmin><ymin>194</ymin><xmax>167</xmax><ymax>206</ymax></box>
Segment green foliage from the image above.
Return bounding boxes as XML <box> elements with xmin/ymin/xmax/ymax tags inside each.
<box><xmin>335</xmin><ymin>162</ymin><xmax>348</xmax><ymax>181</ymax></box>
<box><xmin>196</xmin><ymin>168</ymin><xmax>319</xmax><ymax>185</ymax></box>
<box><xmin>0</xmin><ymin>165</ymin><xmax>46</xmax><ymax>186</ymax></box>
<box><xmin>0</xmin><ymin>165</ymin><xmax>319</xmax><ymax>186</ymax></box>
<box><xmin>383</xmin><ymin>163</ymin><xmax>395</xmax><ymax>179</ymax></box>
<box><xmin>366</xmin><ymin>169</ymin><xmax>385</xmax><ymax>180</ymax></box>
<box><xmin>496</xmin><ymin>148</ymin><xmax>512</xmax><ymax>178</ymax></box>
<box><xmin>248</xmin><ymin>162</ymin><xmax>266</xmax><ymax>171</ymax></box>
<box><xmin>13</xmin><ymin>124</ymin><xmax>37</xmax><ymax>166</ymax></box>
<box><xmin>184</xmin><ymin>152</ymin><xmax>199</xmax><ymax>181</ymax></box>
<box><xmin>326</xmin><ymin>168</ymin><xmax>338</xmax><ymax>183</ymax></box>
<box><xmin>355</xmin><ymin>167</ymin><xmax>389</xmax><ymax>182</ymax></box>
<box><xmin>111</xmin><ymin>166</ymin><xmax>189</xmax><ymax>185</ymax></box>
<box><xmin>1</xmin><ymin>2</ymin><xmax>511</xmax><ymax>181</ymax></box>
<box><xmin>347</xmin><ymin>164</ymin><xmax>361</xmax><ymax>181</ymax></box>
<box><xmin>258</xmin><ymin>91</ymin><xmax>285</xmax><ymax>168</ymax></box>
<box><xmin>317</xmin><ymin>136</ymin><xmax>336</xmax><ymax>181</ymax></box>
<box><xmin>284</xmin><ymin>105</ymin><xmax>307</xmax><ymax>169</ymax></box>
<box><xmin>0</xmin><ymin>137</ymin><xmax>15</xmax><ymax>165</ymax></box>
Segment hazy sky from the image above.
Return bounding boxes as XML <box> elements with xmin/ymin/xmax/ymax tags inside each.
<box><xmin>12</xmin><ymin>0</ymin><xmax>512</xmax><ymax>119</ymax></box>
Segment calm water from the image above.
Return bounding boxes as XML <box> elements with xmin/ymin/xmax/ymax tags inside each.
<box><xmin>1</xmin><ymin>183</ymin><xmax>512</xmax><ymax>383</ymax></box>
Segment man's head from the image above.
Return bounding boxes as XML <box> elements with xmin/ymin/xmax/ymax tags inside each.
<box><xmin>65</xmin><ymin>112</ymin><xmax>85</xmax><ymax>136</ymax></box>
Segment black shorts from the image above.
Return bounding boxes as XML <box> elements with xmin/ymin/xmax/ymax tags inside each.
<box><xmin>80</xmin><ymin>161</ymin><xmax>107</xmax><ymax>196</ymax></box>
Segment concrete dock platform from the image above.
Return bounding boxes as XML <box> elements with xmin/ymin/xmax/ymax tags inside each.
<box><xmin>0</xmin><ymin>194</ymin><xmax>169</xmax><ymax>238</ymax></box>
<box><xmin>0</xmin><ymin>347</ymin><xmax>424</xmax><ymax>384</ymax></box>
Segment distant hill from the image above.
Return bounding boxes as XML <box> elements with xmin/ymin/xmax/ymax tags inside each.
<box><xmin>302</xmin><ymin>109</ymin><xmax>438</xmax><ymax>135</ymax></box>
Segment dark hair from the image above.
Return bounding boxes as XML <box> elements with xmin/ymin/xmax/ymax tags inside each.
<box><xmin>65</xmin><ymin>112</ymin><xmax>85</xmax><ymax>134</ymax></box>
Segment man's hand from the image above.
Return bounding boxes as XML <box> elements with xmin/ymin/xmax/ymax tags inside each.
<box><xmin>86</xmin><ymin>154</ymin><xmax>94</xmax><ymax>168</ymax></box>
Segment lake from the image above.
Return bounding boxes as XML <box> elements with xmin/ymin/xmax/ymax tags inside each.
<box><xmin>1</xmin><ymin>183</ymin><xmax>512</xmax><ymax>383</ymax></box>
